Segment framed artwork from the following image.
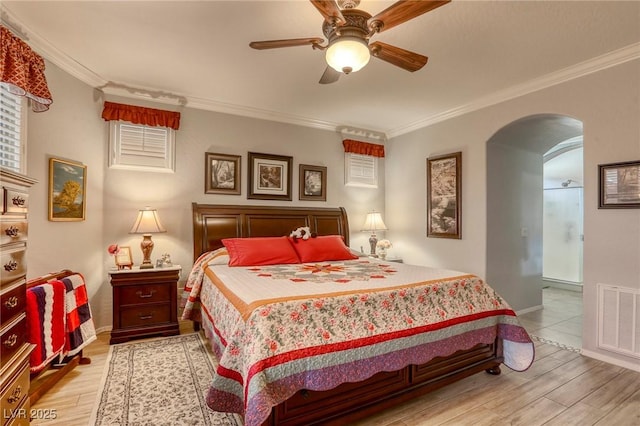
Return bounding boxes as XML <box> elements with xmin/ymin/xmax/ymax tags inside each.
<box><xmin>599</xmin><ymin>160</ymin><xmax>640</xmax><ymax>208</ymax></box>
<box><xmin>427</xmin><ymin>152</ymin><xmax>461</xmax><ymax>239</ymax></box>
<box><xmin>205</xmin><ymin>152</ymin><xmax>241</xmax><ymax>195</ymax></box>
<box><xmin>299</xmin><ymin>164</ymin><xmax>327</xmax><ymax>201</ymax></box>
<box><xmin>48</xmin><ymin>157</ymin><xmax>87</xmax><ymax>221</ymax></box>
<box><xmin>248</xmin><ymin>152</ymin><xmax>293</xmax><ymax>200</ymax></box>
<box><xmin>114</xmin><ymin>246</ymin><xmax>133</xmax><ymax>270</ymax></box>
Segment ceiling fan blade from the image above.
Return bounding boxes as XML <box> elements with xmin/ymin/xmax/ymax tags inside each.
<box><xmin>370</xmin><ymin>41</ymin><xmax>428</xmax><ymax>72</ymax></box>
<box><xmin>249</xmin><ymin>37</ymin><xmax>325</xmax><ymax>50</ymax></box>
<box><xmin>310</xmin><ymin>0</ymin><xmax>346</xmax><ymax>25</ymax></box>
<box><xmin>319</xmin><ymin>66</ymin><xmax>341</xmax><ymax>84</ymax></box>
<box><xmin>368</xmin><ymin>0</ymin><xmax>450</xmax><ymax>33</ymax></box>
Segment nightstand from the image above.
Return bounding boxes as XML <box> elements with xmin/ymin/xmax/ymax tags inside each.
<box><xmin>109</xmin><ymin>265</ymin><xmax>181</xmax><ymax>344</ymax></box>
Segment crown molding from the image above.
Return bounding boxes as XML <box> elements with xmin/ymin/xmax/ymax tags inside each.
<box><xmin>5</xmin><ymin>5</ymin><xmax>637</xmax><ymax>140</ymax></box>
<box><xmin>388</xmin><ymin>43</ymin><xmax>640</xmax><ymax>138</ymax></box>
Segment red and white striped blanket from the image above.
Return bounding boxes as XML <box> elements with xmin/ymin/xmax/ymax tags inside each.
<box><xmin>26</xmin><ymin>273</ymin><xmax>96</xmax><ymax>373</ymax></box>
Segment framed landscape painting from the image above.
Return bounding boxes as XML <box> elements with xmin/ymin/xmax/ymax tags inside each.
<box><xmin>205</xmin><ymin>152</ymin><xmax>241</xmax><ymax>195</ymax></box>
<box><xmin>48</xmin><ymin>157</ymin><xmax>87</xmax><ymax>221</ymax></box>
<box><xmin>248</xmin><ymin>152</ymin><xmax>292</xmax><ymax>201</ymax></box>
<box><xmin>427</xmin><ymin>152</ymin><xmax>461</xmax><ymax>239</ymax></box>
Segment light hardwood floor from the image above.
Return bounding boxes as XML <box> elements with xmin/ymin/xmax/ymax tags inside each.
<box><xmin>31</xmin><ymin>321</ymin><xmax>639</xmax><ymax>426</ymax></box>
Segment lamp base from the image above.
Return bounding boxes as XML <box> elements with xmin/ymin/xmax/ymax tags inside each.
<box><xmin>140</xmin><ymin>234</ymin><xmax>155</xmax><ymax>269</ymax></box>
<box><xmin>369</xmin><ymin>233</ymin><xmax>378</xmax><ymax>258</ymax></box>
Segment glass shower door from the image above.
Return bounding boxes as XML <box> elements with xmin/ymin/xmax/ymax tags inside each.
<box><xmin>543</xmin><ymin>187</ymin><xmax>583</xmax><ymax>284</ymax></box>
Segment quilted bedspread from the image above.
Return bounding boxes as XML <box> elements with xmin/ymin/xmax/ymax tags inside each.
<box><xmin>182</xmin><ymin>249</ymin><xmax>534</xmax><ymax>426</ymax></box>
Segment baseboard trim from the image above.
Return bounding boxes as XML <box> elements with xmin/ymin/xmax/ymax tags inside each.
<box><xmin>516</xmin><ymin>304</ymin><xmax>543</xmax><ymax>316</ymax></box>
<box><xmin>581</xmin><ymin>349</ymin><xmax>640</xmax><ymax>372</ymax></box>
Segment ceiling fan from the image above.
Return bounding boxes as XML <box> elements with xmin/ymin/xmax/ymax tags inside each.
<box><xmin>249</xmin><ymin>0</ymin><xmax>450</xmax><ymax>84</ymax></box>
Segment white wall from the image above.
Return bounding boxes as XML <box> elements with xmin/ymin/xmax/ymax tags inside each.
<box><xmin>25</xmin><ymin>61</ymin><xmax>385</xmax><ymax>331</ymax></box>
<box><xmin>385</xmin><ymin>58</ymin><xmax>640</xmax><ymax>368</ymax></box>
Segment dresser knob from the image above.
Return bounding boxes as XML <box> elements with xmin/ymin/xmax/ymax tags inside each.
<box><xmin>138</xmin><ymin>314</ymin><xmax>154</xmax><ymax>320</ymax></box>
<box><xmin>5</xmin><ymin>226</ymin><xmax>20</xmax><ymax>237</ymax></box>
<box><xmin>4</xmin><ymin>296</ymin><xmax>19</xmax><ymax>309</ymax></box>
<box><xmin>6</xmin><ymin>385</ymin><xmax>22</xmax><ymax>404</ymax></box>
<box><xmin>3</xmin><ymin>333</ymin><xmax>18</xmax><ymax>348</ymax></box>
<box><xmin>3</xmin><ymin>260</ymin><xmax>18</xmax><ymax>272</ymax></box>
<box><xmin>11</xmin><ymin>196</ymin><xmax>25</xmax><ymax>207</ymax></box>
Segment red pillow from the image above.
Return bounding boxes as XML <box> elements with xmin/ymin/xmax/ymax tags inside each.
<box><xmin>289</xmin><ymin>235</ymin><xmax>358</xmax><ymax>263</ymax></box>
<box><xmin>222</xmin><ymin>237</ymin><xmax>301</xmax><ymax>266</ymax></box>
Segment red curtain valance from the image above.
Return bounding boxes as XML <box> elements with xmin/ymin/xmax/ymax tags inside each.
<box><xmin>101</xmin><ymin>101</ymin><xmax>181</xmax><ymax>130</ymax></box>
<box><xmin>342</xmin><ymin>139</ymin><xmax>385</xmax><ymax>158</ymax></box>
<box><xmin>0</xmin><ymin>26</ymin><xmax>53</xmax><ymax>112</ymax></box>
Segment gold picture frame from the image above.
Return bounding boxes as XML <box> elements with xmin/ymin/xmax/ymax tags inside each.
<box><xmin>427</xmin><ymin>152</ymin><xmax>462</xmax><ymax>239</ymax></box>
<box><xmin>205</xmin><ymin>152</ymin><xmax>241</xmax><ymax>195</ymax></box>
<box><xmin>48</xmin><ymin>157</ymin><xmax>87</xmax><ymax>221</ymax></box>
<box><xmin>114</xmin><ymin>246</ymin><xmax>133</xmax><ymax>270</ymax></box>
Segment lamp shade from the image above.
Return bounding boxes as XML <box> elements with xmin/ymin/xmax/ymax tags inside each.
<box><xmin>361</xmin><ymin>211</ymin><xmax>388</xmax><ymax>232</ymax></box>
<box><xmin>129</xmin><ymin>207</ymin><xmax>166</xmax><ymax>234</ymax></box>
<box><xmin>325</xmin><ymin>37</ymin><xmax>371</xmax><ymax>74</ymax></box>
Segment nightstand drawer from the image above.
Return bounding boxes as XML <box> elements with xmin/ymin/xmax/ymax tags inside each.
<box><xmin>0</xmin><ymin>315</ymin><xmax>27</xmax><ymax>370</ymax></box>
<box><xmin>120</xmin><ymin>304</ymin><xmax>172</xmax><ymax>328</ymax></box>
<box><xmin>119</xmin><ymin>284</ymin><xmax>171</xmax><ymax>305</ymax></box>
<box><xmin>1</xmin><ymin>281</ymin><xmax>26</xmax><ymax>326</ymax></box>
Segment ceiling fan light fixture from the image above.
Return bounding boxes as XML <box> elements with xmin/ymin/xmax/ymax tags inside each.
<box><xmin>325</xmin><ymin>37</ymin><xmax>370</xmax><ymax>74</ymax></box>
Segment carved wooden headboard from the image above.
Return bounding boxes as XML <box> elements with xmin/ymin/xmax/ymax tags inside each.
<box><xmin>192</xmin><ymin>203</ymin><xmax>350</xmax><ymax>261</ymax></box>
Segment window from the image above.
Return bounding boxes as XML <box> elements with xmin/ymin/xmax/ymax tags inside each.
<box><xmin>109</xmin><ymin>121</ymin><xmax>175</xmax><ymax>172</ymax></box>
<box><xmin>0</xmin><ymin>83</ymin><xmax>26</xmax><ymax>173</ymax></box>
<box><xmin>345</xmin><ymin>152</ymin><xmax>378</xmax><ymax>188</ymax></box>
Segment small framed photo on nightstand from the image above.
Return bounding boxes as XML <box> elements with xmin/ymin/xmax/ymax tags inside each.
<box><xmin>115</xmin><ymin>246</ymin><xmax>133</xmax><ymax>270</ymax></box>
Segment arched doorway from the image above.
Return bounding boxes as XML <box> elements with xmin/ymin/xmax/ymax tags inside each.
<box><xmin>486</xmin><ymin>114</ymin><xmax>583</xmax><ymax>349</ymax></box>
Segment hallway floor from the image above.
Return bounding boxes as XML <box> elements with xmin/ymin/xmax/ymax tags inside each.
<box><xmin>519</xmin><ymin>286</ymin><xmax>583</xmax><ymax>351</ymax></box>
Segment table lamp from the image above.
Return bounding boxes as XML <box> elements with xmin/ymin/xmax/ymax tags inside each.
<box><xmin>361</xmin><ymin>211</ymin><xmax>387</xmax><ymax>257</ymax></box>
<box><xmin>129</xmin><ymin>207</ymin><xmax>166</xmax><ymax>269</ymax></box>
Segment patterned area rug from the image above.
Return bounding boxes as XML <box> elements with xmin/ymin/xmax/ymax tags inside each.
<box><xmin>90</xmin><ymin>333</ymin><xmax>243</xmax><ymax>426</ymax></box>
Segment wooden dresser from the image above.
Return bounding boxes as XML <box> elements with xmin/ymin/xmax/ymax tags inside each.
<box><xmin>0</xmin><ymin>169</ymin><xmax>36</xmax><ymax>426</ymax></box>
<box><xmin>109</xmin><ymin>265</ymin><xmax>181</xmax><ymax>344</ymax></box>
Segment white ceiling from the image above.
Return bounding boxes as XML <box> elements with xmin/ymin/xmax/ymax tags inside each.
<box><xmin>2</xmin><ymin>1</ymin><xmax>639</xmax><ymax>139</ymax></box>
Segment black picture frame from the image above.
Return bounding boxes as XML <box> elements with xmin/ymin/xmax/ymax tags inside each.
<box><xmin>299</xmin><ymin>164</ymin><xmax>327</xmax><ymax>201</ymax></box>
<box><xmin>598</xmin><ymin>160</ymin><xmax>640</xmax><ymax>208</ymax></box>
<box><xmin>427</xmin><ymin>152</ymin><xmax>462</xmax><ymax>239</ymax></box>
<box><xmin>248</xmin><ymin>152</ymin><xmax>293</xmax><ymax>201</ymax></box>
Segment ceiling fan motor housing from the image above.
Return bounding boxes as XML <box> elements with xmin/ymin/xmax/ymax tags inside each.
<box><xmin>323</xmin><ymin>8</ymin><xmax>372</xmax><ymax>74</ymax></box>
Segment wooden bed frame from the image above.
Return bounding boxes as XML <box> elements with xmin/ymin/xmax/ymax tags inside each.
<box><xmin>26</xmin><ymin>269</ymin><xmax>91</xmax><ymax>405</ymax></box>
<box><xmin>191</xmin><ymin>203</ymin><xmax>503</xmax><ymax>425</ymax></box>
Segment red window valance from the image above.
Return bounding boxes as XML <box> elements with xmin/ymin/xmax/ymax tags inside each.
<box><xmin>0</xmin><ymin>26</ymin><xmax>53</xmax><ymax>112</ymax></box>
<box><xmin>342</xmin><ymin>139</ymin><xmax>385</xmax><ymax>158</ymax></box>
<box><xmin>101</xmin><ymin>101</ymin><xmax>181</xmax><ymax>130</ymax></box>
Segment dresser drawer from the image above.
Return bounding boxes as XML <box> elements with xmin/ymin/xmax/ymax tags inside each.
<box><xmin>0</xmin><ymin>248</ymin><xmax>26</xmax><ymax>289</ymax></box>
<box><xmin>0</xmin><ymin>361</ymin><xmax>30</xmax><ymax>426</ymax></box>
<box><xmin>0</xmin><ymin>219</ymin><xmax>27</xmax><ymax>246</ymax></box>
<box><xmin>0</xmin><ymin>315</ymin><xmax>27</xmax><ymax>371</ymax></box>
<box><xmin>120</xmin><ymin>304</ymin><xmax>172</xmax><ymax>328</ymax></box>
<box><xmin>1</xmin><ymin>186</ymin><xmax>29</xmax><ymax>216</ymax></box>
<box><xmin>0</xmin><ymin>282</ymin><xmax>26</xmax><ymax>327</ymax></box>
<box><xmin>119</xmin><ymin>283</ymin><xmax>171</xmax><ymax>305</ymax></box>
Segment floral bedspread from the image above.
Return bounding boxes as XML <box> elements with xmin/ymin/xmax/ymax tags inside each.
<box><xmin>181</xmin><ymin>249</ymin><xmax>534</xmax><ymax>426</ymax></box>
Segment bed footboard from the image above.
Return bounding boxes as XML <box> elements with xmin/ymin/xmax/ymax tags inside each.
<box><xmin>264</xmin><ymin>340</ymin><xmax>503</xmax><ymax>426</ymax></box>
